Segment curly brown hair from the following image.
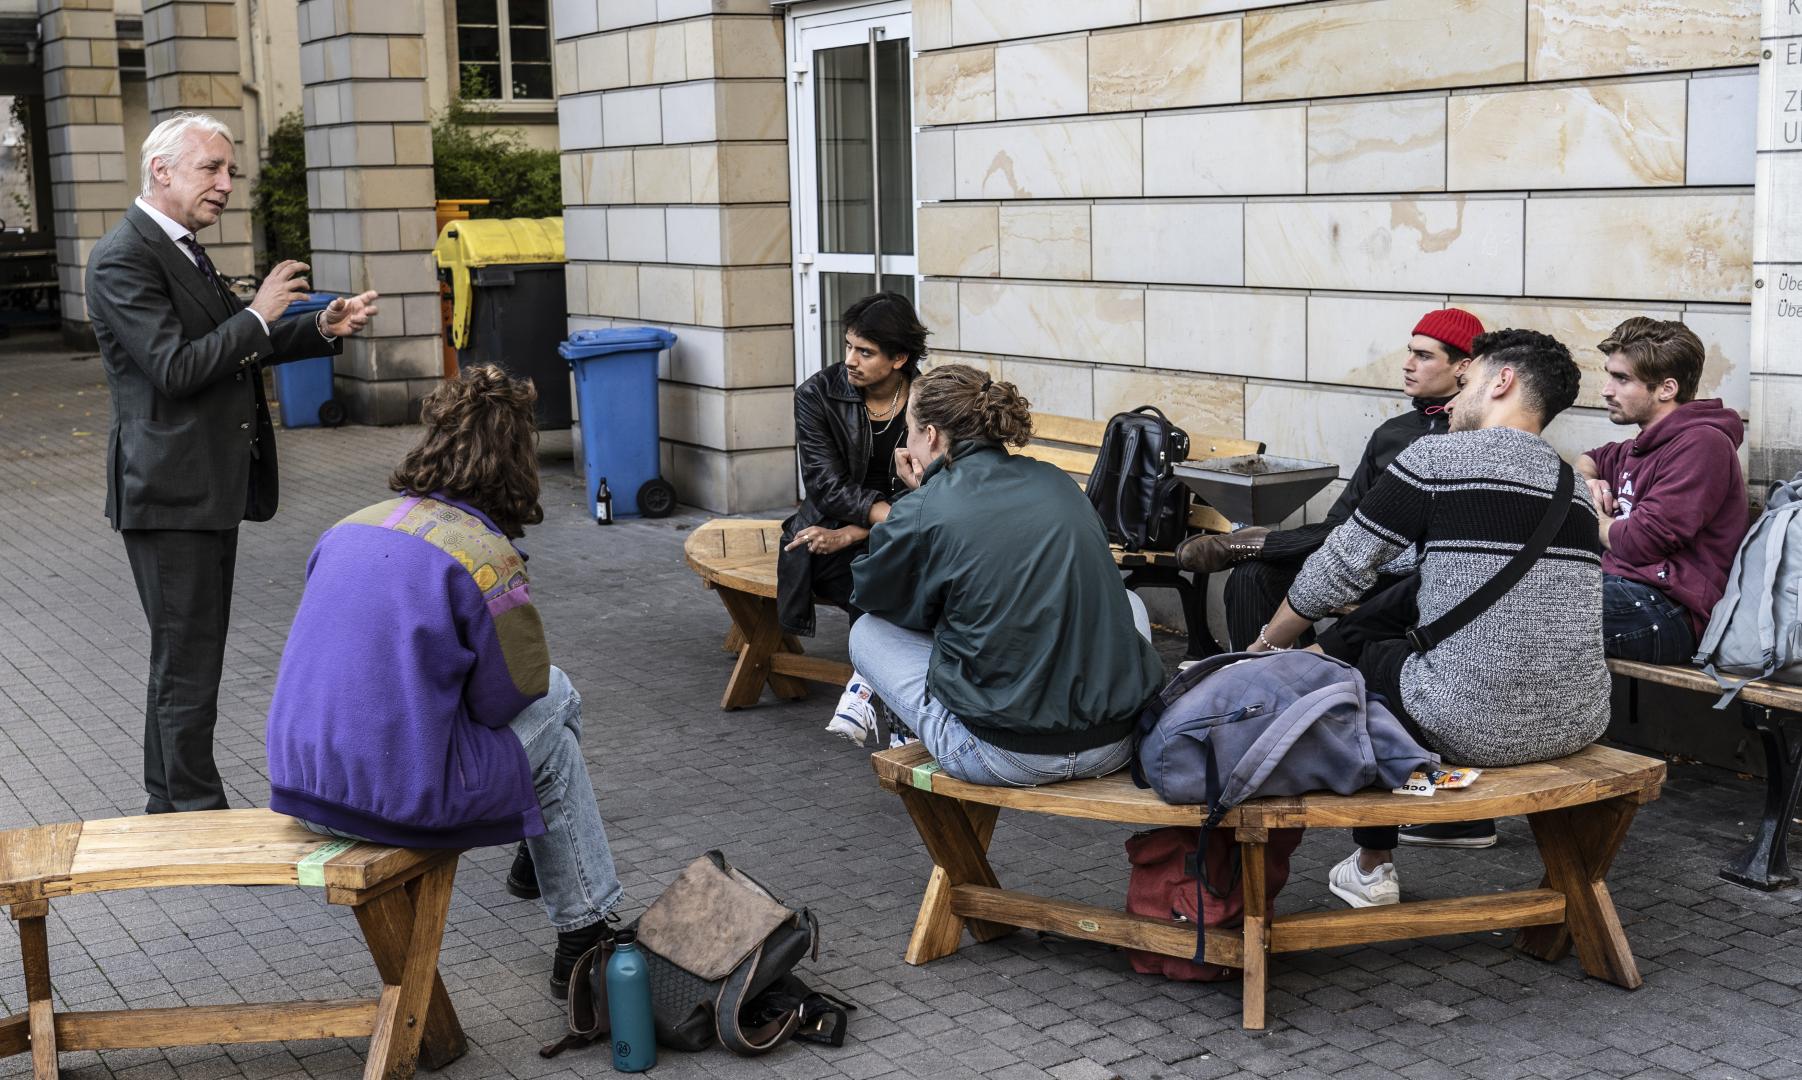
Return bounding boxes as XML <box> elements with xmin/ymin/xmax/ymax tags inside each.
<box><xmin>910</xmin><ymin>363</ymin><xmax>1033</xmax><ymax>460</ymax></box>
<box><xmin>389</xmin><ymin>365</ymin><xmax>544</xmax><ymax>538</ymax></box>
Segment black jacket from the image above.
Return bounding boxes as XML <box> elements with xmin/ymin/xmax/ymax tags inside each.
<box><xmin>1320</xmin><ymin>394</ymin><xmax>1454</xmax><ymax>529</ymax></box>
<box><xmin>779</xmin><ymin>363</ymin><xmax>889</xmax><ymax>636</ymax></box>
<box><xmin>88</xmin><ymin>205</ymin><xmax>342</xmax><ymax>530</ymax></box>
<box><xmin>850</xmin><ymin>441</ymin><xmax>1165</xmax><ymax>753</ymax></box>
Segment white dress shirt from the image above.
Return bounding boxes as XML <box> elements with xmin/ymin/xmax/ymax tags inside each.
<box><xmin>134</xmin><ymin>196</ymin><xmax>270</xmax><ymax>335</ymax></box>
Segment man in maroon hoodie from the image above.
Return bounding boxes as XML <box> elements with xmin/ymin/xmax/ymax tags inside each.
<box><xmin>1578</xmin><ymin>317</ymin><xmax>1748</xmax><ymax>663</ymax></box>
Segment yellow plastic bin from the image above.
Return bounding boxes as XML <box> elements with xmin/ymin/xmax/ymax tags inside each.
<box><xmin>433</xmin><ymin>217</ymin><xmax>570</xmax><ymax>426</ymax></box>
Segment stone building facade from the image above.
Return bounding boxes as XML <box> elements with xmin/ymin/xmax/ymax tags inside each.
<box><xmin>555</xmin><ymin>0</ymin><xmax>1795</xmax><ymax>516</ymax></box>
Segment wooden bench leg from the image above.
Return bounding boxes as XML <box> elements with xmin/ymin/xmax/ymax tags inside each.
<box><xmin>1238</xmin><ymin>832</ymin><xmax>1269</xmax><ymax>1031</ymax></box>
<box><xmin>11</xmin><ymin>901</ymin><xmax>57</xmax><ymax>1079</ymax></box>
<box><xmin>715</xmin><ymin>587</ymin><xmax>809</xmax><ymax>709</ymax></box>
<box><xmin>899</xmin><ymin>794</ymin><xmax>1015</xmax><ymax>964</ymax></box>
<box><xmin>1516</xmin><ymin>797</ymin><xmax>1642</xmax><ymax>989</ymax></box>
<box><xmin>357</xmin><ymin>859</ymin><xmax>463</xmax><ymax>1078</ymax></box>
<box><xmin>1720</xmin><ymin>704</ymin><xmax>1802</xmax><ymax>891</ymax></box>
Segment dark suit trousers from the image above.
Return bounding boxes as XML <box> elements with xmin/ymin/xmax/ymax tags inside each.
<box><xmin>122</xmin><ymin>527</ymin><xmax>237</xmax><ymax>812</ymax></box>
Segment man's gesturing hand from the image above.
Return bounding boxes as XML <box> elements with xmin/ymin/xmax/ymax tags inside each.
<box><xmin>250</xmin><ymin>260</ymin><xmax>310</xmax><ymax>324</ymax></box>
<box><xmin>320</xmin><ymin>290</ymin><xmax>379</xmax><ymax>337</ymax></box>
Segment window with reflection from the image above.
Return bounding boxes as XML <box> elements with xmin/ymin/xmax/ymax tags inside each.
<box><xmin>456</xmin><ymin>0</ymin><xmax>553</xmax><ymax>102</ymax></box>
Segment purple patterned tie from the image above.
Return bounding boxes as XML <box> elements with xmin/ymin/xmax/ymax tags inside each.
<box><xmin>177</xmin><ymin>234</ymin><xmax>219</xmax><ymax>283</ymax></box>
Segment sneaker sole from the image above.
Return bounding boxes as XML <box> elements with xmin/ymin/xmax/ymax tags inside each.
<box><xmin>1327</xmin><ymin>879</ymin><xmax>1398</xmax><ymax>908</ymax></box>
<box><xmin>1396</xmin><ymin>834</ymin><xmax>1498</xmax><ymax>849</ymax></box>
<box><xmin>825</xmin><ymin>716</ymin><xmax>873</xmax><ymax>746</ymax></box>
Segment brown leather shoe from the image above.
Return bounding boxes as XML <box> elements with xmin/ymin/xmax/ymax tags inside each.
<box><xmin>1176</xmin><ymin>527</ymin><xmax>1270</xmax><ymax>574</ymax></box>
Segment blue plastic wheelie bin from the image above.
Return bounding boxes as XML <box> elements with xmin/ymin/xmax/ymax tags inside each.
<box><xmin>560</xmin><ymin>327</ymin><xmax>679</xmax><ymax>520</ymax></box>
<box><xmin>272</xmin><ymin>292</ymin><xmax>345</xmax><ymax>428</ymax></box>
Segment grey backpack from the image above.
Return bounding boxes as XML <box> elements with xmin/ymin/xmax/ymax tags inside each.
<box><xmin>1694</xmin><ymin>472</ymin><xmax>1802</xmax><ymax>706</ymax></box>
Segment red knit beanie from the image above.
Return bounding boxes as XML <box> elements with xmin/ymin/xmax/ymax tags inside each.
<box><xmin>1411</xmin><ymin>309</ymin><xmax>1483</xmax><ymax>356</ymax></box>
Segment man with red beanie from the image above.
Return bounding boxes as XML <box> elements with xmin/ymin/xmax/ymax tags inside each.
<box><xmin>1578</xmin><ymin>317</ymin><xmax>1748</xmax><ymax>662</ymax></box>
<box><xmin>1180</xmin><ymin>307</ymin><xmax>1484</xmax><ymax>653</ymax></box>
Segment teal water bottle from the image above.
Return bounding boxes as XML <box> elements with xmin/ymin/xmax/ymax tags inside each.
<box><xmin>606</xmin><ymin>930</ymin><xmax>656</xmax><ymax>1072</ymax></box>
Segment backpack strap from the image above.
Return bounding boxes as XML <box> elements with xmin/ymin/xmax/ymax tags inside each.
<box><xmin>1406</xmin><ymin>461</ymin><xmax>1573</xmax><ymax>652</ymax></box>
<box><xmin>714</xmin><ymin>945</ymin><xmax>801</xmax><ymax>1056</ymax></box>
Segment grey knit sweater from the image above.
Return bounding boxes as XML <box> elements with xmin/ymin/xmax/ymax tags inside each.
<box><xmin>1288</xmin><ymin>426</ymin><xmax>1611</xmax><ymax>767</ymax></box>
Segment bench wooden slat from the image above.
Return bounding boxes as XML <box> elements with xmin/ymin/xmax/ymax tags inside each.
<box><xmin>949</xmin><ymin>883</ymin><xmax>1244</xmax><ymax>968</ymax></box>
<box><xmin>871</xmin><ymin>741</ymin><xmax>1663</xmax><ymax>830</ymax></box>
<box><xmin>45</xmin><ymin>810</ymin><xmax>445</xmax><ymax>898</ymax></box>
<box><xmin>53</xmin><ymin>1000</ymin><xmax>380</xmax><ymax>1052</ymax></box>
<box><xmin>0</xmin><ymin>824</ymin><xmax>80</xmax><ymax>906</ymax></box>
<box><xmin>1606</xmin><ymin>657</ymin><xmax>1802</xmax><ymax>711</ymax></box>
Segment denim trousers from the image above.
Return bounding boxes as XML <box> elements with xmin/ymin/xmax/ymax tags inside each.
<box><xmin>849</xmin><ymin>593</ymin><xmax>1152</xmax><ymax>787</ymax></box>
<box><xmin>1602</xmin><ymin>574</ymin><xmax>1696</xmax><ymax>664</ymax></box>
<box><xmin>302</xmin><ymin>666</ymin><xmax>622</xmax><ymax>932</ymax></box>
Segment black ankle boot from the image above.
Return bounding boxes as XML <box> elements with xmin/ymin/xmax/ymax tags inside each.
<box><xmin>550</xmin><ymin>919</ymin><xmax>614</xmax><ymax>999</ymax></box>
<box><xmin>506</xmin><ymin>841</ymin><xmax>540</xmax><ymax>900</ymax></box>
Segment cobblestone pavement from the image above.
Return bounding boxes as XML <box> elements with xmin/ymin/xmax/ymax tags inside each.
<box><xmin>2</xmin><ymin>331</ymin><xmax>1800</xmax><ymax>1080</ymax></box>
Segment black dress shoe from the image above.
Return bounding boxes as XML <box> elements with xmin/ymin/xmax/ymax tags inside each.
<box><xmin>506</xmin><ymin>841</ymin><xmax>541</xmax><ymax>900</ymax></box>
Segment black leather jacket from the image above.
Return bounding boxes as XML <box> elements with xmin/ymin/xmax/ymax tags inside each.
<box><xmin>779</xmin><ymin>363</ymin><xmax>888</xmax><ymax>636</ymax></box>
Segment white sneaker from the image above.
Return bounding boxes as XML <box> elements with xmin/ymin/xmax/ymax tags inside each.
<box><xmin>1327</xmin><ymin>850</ymin><xmax>1400</xmax><ymax>908</ymax></box>
<box><xmin>826</xmin><ymin>676</ymin><xmax>877</xmax><ymax>747</ymax></box>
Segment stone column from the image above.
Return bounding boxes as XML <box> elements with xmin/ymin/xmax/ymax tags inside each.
<box><xmin>38</xmin><ymin>0</ymin><xmax>128</xmax><ymax>346</ymax></box>
<box><xmin>297</xmin><ymin>0</ymin><xmax>441</xmax><ymax>424</ymax></box>
<box><xmin>142</xmin><ymin>0</ymin><xmax>253</xmax><ymax>277</ymax></box>
<box><xmin>1753</xmin><ymin>0</ymin><xmax>1802</xmax><ymax>488</ymax></box>
<box><xmin>554</xmin><ymin>1</ymin><xmax>795</xmax><ymax>513</ymax></box>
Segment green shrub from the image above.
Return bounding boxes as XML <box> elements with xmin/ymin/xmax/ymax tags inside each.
<box><xmin>251</xmin><ymin>110</ymin><xmax>310</xmax><ymax>271</ymax></box>
<box><xmin>433</xmin><ymin>69</ymin><xmax>562</xmax><ymax>219</ymax></box>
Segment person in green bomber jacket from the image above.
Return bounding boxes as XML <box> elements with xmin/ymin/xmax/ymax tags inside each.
<box><xmin>847</xmin><ymin>364</ymin><xmax>1166</xmax><ymax>786</ymax></box>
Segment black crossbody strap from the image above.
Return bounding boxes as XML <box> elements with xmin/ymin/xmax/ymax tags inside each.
<box><xmin>1405</xmin><ymin>461</ymin><xmax>1574</xmax><ymax>653</ymax></box>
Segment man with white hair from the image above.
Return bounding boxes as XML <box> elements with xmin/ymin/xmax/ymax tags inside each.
<box><xmin>87</xmin><ymin>112</ymin><xmax>380</xmax><ymax>813</ymax></box>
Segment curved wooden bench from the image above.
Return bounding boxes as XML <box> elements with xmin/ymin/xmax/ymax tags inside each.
<box><xmin>684</xmin><ymin>518</ymin><xmax>855</xmax><ymax>710</ymax></box>
<box><xmin>1607</xmin><ymin>657</ymin><xmax>1802</xmax><ymax>890</ymax></box>
<box><xmin>0</xmin><ymin>809</ymin><xmax>464</xmax><ymax>1079</ymax></box>
<box><xmin>872</xmin><ymin>741</ymin><xmax>1664</xmax><ymax>1030</ymax></box>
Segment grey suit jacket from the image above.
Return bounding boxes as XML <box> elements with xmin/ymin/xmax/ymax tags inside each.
<box><xmin>87</xmin><ymin>204</ymin><xmax>343</xmax><ymax>531</ymax></box>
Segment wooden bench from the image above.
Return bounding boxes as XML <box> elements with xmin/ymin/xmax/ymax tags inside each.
<box><xmin>0</xmin><ymin>809</ymin><xmax>464</xmax><ymax>1079</ymax></box>
<box><xmin>1606</xmin><ymin>658</ymin><xmax>1802</xmax><ymax>890</ymax></box>
<box><xmin>682</xmin><ymin>415</ymin><xmax>1265</xmax><ymax>709</ymax></box>
<box><xmin>871</xmin><ymin>741</ymin><xmax>1664</xmax><ymax>1031</ymax></box>
<box><xmin>684</xmin><ymin>518</ymin><xmax>855</xmax><ymax>710</ymax></box>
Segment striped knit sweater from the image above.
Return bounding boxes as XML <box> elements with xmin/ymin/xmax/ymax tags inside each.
<box><xmin>1288</xmin><ymin>426</ymin><xmax>1611</xmax><ymax>767</ymax></box>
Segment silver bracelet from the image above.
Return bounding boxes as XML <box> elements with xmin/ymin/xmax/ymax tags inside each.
<box><xmin>1257</xmin><ymin>625</ymin><xmax>1290</xmax><ymax>652</ymax></box>
<box><xmin>314</xmin><ymin>309</ymin><xmax>336</xmax><ymax>340</ymax></box>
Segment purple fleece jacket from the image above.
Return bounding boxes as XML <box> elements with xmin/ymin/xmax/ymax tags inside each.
<box><xmin>266</xmin><ymin>494</ymin><xmax>550</xmax><ymax>848</ymax></box>
<box><xmin>1587</xmin><ymin>399</ymin><xmax>1749</xmax><ymax>637</ymax></box>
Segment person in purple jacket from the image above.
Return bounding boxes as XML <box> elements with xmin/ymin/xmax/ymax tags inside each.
<box><xmin>1579</xmin><ymin>317</ymin><xmax>1749</xmax><ymax>663</ymax></box>
<box><xmin>265</xmin><ymin>365</ymin><xmax>621</xmax><ymax>998</ymax></box>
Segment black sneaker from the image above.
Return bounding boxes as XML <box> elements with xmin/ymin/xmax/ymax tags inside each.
<box><xmin>550</xmin><ymin>917</ymin><xmax>615</xmax><ymax>999</ymax></box>
<box><xmin>1398</xmin><ymin>820</ymin><xmax>1498</xmax><ymax>848</ymax></box>
<box><xmin>506</xmin><ymin>841</ymin><xmax>540</xmax><ymax>900</ymax></box>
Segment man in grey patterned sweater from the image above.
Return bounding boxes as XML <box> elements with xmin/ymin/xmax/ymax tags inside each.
<box><xmin>1252</xmin><ymin>329</ymin><xmax>1610</xmax><ymax>908</ymax></box>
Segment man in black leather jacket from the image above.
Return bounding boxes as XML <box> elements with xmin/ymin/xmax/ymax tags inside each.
<box><xmin>1179</xmin><ymin>309</ymin><xmax>1482</xmax><ymax>651</ymax></box>
<box><xmin>778</xmin><ymin>293</ymin><xmax>928</xmax><ymax>637</ymax></box>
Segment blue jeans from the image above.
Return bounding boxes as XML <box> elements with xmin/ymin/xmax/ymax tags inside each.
<box><xmin>302</xmin><ymin>666</ymin><xmax>622</xmax><ymax>932</ymax></box>
<box><xmin>1602</xmin><ymin>574</ymin><xmax>1696</xmax><ymax>664</ymax></box>
<box><xmin>849</xmin><ymin>593</ymin><xmax>1151</xmax><ymax>787</ymax></box>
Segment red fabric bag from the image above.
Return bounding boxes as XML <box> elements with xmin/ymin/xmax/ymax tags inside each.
<box><xmin>1123</xmin><ymin>825</ymin><xmax>1305</xmax><ymax>981</ymax></box>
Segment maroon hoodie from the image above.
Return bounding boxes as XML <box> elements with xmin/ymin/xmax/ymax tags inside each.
<box><xmin>1586</xmin><ymin>398</ymin><xmax>1748</xmax><ymax>636</ymax></box>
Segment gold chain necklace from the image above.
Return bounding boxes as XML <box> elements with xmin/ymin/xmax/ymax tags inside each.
<box><xmin>867</xmin><ymin>381</ymin><xmax>904</xmax><ymax>432</ymax></box>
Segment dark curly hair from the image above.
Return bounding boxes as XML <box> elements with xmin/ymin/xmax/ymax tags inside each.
<box><xmin>1470</xmin><ymin>328</ymin><xmax>1581</xmax><ymax>424</ymax></box>
<box><xmin>843</xmin><ymin>292</ymin><xmax>930</xmax><ymax>377</ymax></box>
<box><xmin>911</xmin><ymin>363</ymin><xmax>1033</xmax><ymax>461</ymax></box>
<box><xmin>389</xmin><ymin>365</ymin><xmax>544</xmax><ymax>538</ymax></box>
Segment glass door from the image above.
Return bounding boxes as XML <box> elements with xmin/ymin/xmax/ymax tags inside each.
<box><xmin>788</xmin><ymin>4</ymin><xmax>915</xmax><ymax>383</ymax></box>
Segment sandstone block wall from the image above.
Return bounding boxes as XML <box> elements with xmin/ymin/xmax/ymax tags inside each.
<box><xmin>552</xmin><ymin>0</ymin><xmax>795</xmax><ymax>513</ymax></box>
<box><xmin>914</xmin><ymin>0</ymin><xmax>1778</xmax><ymax>512</ymax></box>
<box><xmin>298</xmin><ymin>0</ymin><xmax>442</xmax><ymax>425</ymax></box>
<box><xmin>39</xmin><ymin>0</ymin><xmax>128</xmax><ymax>344</ymax></box>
